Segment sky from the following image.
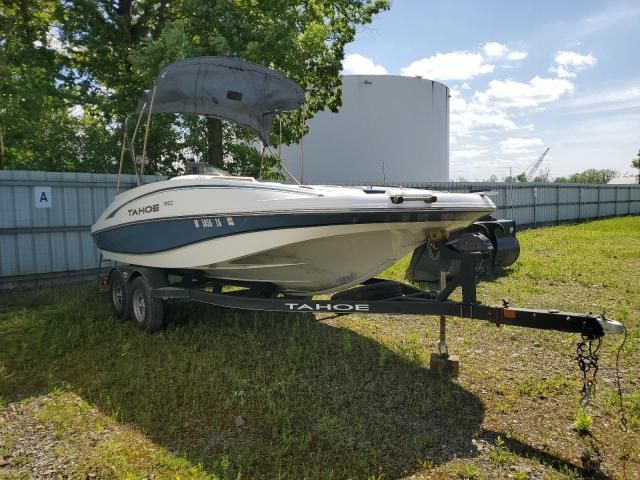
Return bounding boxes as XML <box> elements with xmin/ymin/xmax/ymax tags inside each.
<box><xmin>341</xmin><ymin>0</ymin><xmax>640</xmax><ymax>181</ymax></box>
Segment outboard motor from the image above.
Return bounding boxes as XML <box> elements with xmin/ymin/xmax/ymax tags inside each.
<box><xmin>408</xmin><ymin>218</ymin><xmax>520</xmax><ymax>282</ymax></box>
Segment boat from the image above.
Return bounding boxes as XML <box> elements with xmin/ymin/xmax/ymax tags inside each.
<box><xmin>92</xmin><ymin>173</ymin><xmax>496</xmax><ymax>294</ymax></box>
<box><xmin>91</xmin><ymin>57</ymin><xmax>497</xmax><ymax>295</ymax></box>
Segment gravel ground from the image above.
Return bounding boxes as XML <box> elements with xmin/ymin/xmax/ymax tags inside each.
<box><xmin>0</xmin><ymin>394</ymin><xmax>115</xmax><ymax>479</ymax></box>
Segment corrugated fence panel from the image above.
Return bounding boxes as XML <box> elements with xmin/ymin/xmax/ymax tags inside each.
<box><xmin>582</xmin><ymin>187</ymin><xmax>597</xmax><ymax>219</ymax></box>
<box><xmin>558</xmin><ymin>186</ymin><xmax>577</xmax><ymax>221</ymax></box>
<box><xmin>600</xmin><ymin>187</ymin><xmax>616</xmax><ymax>217</ymax></box>
<box><xmin>616</xmin><ymin>187</ymin><xmax>630</xmax><ymax>216</ymax></box>
<box><xmin>632</xmin><ymin>187</ymin><xmax>640</xmax><ymax>214</ymax></box>
<box><xmin>50</xmin><ymin>232</ymin><xmax>67</xmax><ymax>272</ymax></box>
<box><xmin>536</xmin><ymin>185</ymin><xmax>555</xmax><ymax>225</ymax></box>
<box><xmin>1</xmin><ymin>171</ymin><xmax>639</xmax><ymax>287</ymax></box>
<box><xmin>0</xmin><ymin>170</ymin><xmax>166</xmax><ymax>286</ymax></box>
<box><xmin>516</xmin><ymin>186</ymin><xmax>534</xmax><ymax>226</ymax></box>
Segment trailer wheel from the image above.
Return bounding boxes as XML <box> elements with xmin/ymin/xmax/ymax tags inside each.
<box><xmin>109</xmin><ymin>270</ymin><xmax>130</xmax><ymax>320</ymax></box>
<box><xmin>129</xmin><ymin>276</ymin><xmax>164</xmax><ymax>332</ymax></box>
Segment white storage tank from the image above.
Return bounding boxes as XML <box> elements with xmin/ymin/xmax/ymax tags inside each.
<box><xmin>280</xmin><ymin>75</ymin><xmax>449</xmax><ymax>184</ymax></box>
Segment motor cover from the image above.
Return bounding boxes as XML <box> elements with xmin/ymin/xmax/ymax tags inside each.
<box><xmin>407</xmin><ymin>219</ymin><xmax>520</xmax><ymax>282</ymax></box>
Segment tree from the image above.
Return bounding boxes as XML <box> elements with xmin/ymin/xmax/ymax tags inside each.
<box><xmin>632</xmin><ymin>149</ymin><xmax>640</xmax><ymax>184</ymax></box>
<box><xmin>532</xmin><ymin>173</ymin><xmax>549</xmax><ymax>182</ymax></box>
<box><xmin>57</xmin><ymin>0</ymin><xmax>390</xmax><ymax>174</ymax></box>
<box><xmin>553</xmin><ymin>169</ymin><xmax>618</xmax><ymax>184</ymax></box>
<box><xmin>515</xmin><ymin>172</ymin><xmax>528</xmax><ymax>182</ymax></box>
<box><xmin>0</xmin><ymin>0</ymin><xmax>81</xmax><ymax>170</ymax></box>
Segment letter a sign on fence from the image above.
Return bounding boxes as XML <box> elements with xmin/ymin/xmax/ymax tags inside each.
<box><xmin>34</xmin><ymin>186</ymin><xmax>52</xmax><ymax>209</ymax></box>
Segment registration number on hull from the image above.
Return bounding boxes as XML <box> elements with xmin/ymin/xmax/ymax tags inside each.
<box><xmin>193</xmin><ymin>216</ymin><xmax>235</xmax><ymax>228</ymax></box>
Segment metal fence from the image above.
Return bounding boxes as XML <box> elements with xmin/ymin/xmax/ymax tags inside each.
<box><xmin>0</xmin><ymin>170</ymin><xmax>166</xmax><ymax>289</ymax></box>
<box><xmin>394</xmin><ymin>181</ymin><xmax>640</xmax><ymax>228</ymax></box>
<box><xmin>1</xmin><ymin>171</ymin><xmax>639</xmax><ymax>288</ymax></box>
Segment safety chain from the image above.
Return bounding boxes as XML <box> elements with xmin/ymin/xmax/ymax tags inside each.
<box><xmin>614</xmin><ymin>325</ymin><xmax>629</xmax><ymax>432</ymax></box>
<box><xmin>576</xmin><ymin>324</ymin><xmax>629</xmax><ymax>431</ymax></box>
<box><xmin>576</xmin><ymin>335</ymin><xmax>601</xmax><ymax>407</ymax></box>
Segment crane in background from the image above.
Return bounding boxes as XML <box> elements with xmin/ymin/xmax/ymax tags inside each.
<box><xmin>518</xmin><ymin>147</ymin><xmax>550</xmax><ymax>182</ymax></box>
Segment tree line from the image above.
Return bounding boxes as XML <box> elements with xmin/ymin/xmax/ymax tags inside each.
<box><xmin>480</xmin><ymin>163</ymin><xmax>640</xmax><ymax>184</ymax></box>
<box><xmin>553</xmin><ymin>169</ymin><xmax>618</xmax><ymax>184</ymax></box>
<box><xmin>468</xmin><ymin>169</ymin><xmax>615</xmax><ymax>184</ymax></box>
<box><xmin>0</xmin><ymin>0</ymin><xmax>389</xmax><ymax>176</ymax></box>
<box><xmin>530</xmin><ymin>155</ymin><xmax>640</xmax><ymax>184</ymax></box>
<box><xmin>633</xmin><ymin>149</ymin><xmax>640</xmax><ymax>183</ymax></box>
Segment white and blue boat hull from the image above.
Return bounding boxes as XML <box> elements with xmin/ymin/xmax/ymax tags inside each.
<box><xmin>92</xmin><ymin>176</ymin><xmax>495</xmax><ymax>294</ymax></box>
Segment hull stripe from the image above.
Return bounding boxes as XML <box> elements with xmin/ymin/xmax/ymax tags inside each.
<box><xmin>93</xmin><ymin>210</ymin><xmax>491</xmax><ymax>255</ymax></box>
<box><xmin>105</xmin><ymin>183</ymin><xmax>324</xmax><ymax>218</ymax></box>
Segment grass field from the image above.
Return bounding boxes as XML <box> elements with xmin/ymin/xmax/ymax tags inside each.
<box><xmin>1</xmin><ymin>216</ymin><xmax>639</xmax><ymax>479</ymax></box>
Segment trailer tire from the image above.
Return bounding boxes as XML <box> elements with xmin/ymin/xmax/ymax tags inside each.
<box><xmin>109</xmin><ymin>270</ymin><xmax>130</xmax><ymax>320</ymax></box>
<box><xmin>129</xmin><ymin>276</ymin><xmax>164</xmax><ymax>332</ymax></box>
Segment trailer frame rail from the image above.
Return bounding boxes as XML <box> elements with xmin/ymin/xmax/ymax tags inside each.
<box><xmin>148</xmin><ymin>278</ymin><xmax>622</xmax><ymax>339</ymax></box>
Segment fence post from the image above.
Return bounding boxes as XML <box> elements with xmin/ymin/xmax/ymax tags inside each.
<box><xmin>556</xmin><ymin>184</ymin><xmax>560</xmax><ymax>225</ymax></box>
<box><xmin>533</xmin><ymin>186</ymin><xmax>537</xmax><ymax>227</ymax></box>
<box><xmin>597</xmin><ymin>185</ymin><xmax>601</xmax><ymax>218</ymax></box>
<box><xmin>511</xmin><ymin>182</ymin><xmax>514</xmax><ymax>220</ymax></box>
<box><xmin>629</xmin><ymin>186</ymin><xmax>632</xmax><ymax>215</ymax></box>
<box><xmin>578</xmin><ymin>187</ymin><xmax>582</xmax><ymax>222</ymax></box>
<box><xmin>615</xmin><ymin>187</ymin><xmax>619</xmax><ymax>216</ymax></box>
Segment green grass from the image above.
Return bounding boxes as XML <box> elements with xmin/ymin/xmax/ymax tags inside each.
<box><xmin>488</xmin><ymin>436</ymin><xmax>514</xmax><ymax>465</ymax></box>
<box><xmin>1</xmin><ymin>216</ymin><xmax>639</xmax><ymax>479</ymax></box>
<box><xmin>574</xmin><ymin>408</ymin><xmax>593</xmax><ymax>437</ymax></box>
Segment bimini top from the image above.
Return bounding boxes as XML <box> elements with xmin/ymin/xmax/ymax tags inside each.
<box><xmin>136</xmin><ymin>56</ymin><xmax>305</xmax><ymax>145</ymax></box>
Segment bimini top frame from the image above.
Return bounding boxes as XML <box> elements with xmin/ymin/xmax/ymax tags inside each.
<box><xmin>116</xmin><ymin>57</ymin><xmax>305</xmax><ymax>190</ymax></box>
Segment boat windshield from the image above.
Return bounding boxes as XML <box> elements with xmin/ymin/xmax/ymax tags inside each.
<box><xmin>203</xmin><ymin>166</ymin><xmax>232</xmax><ymax>176</ymax></box>
<box><xmin>183</xmin><ymin>162</ymin><xmax>231</xmax><ymax>176</ymax></box>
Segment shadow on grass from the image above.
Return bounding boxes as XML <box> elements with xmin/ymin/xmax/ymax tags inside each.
<box><xmin>0</xmin><ymin>286</ymin><xmax>587</xmax><ymax>479</ymax></box>
<box><xmin>482</xmin><ymin>430</ymin><xmax>609</xmax><ymax>479</ymax></box>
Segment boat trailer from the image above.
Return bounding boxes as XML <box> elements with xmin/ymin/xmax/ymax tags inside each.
<box><xmin>101</xmin><ymin>259</ymin><xmax>624</xmax><ymax>340</ymax></box>
<box><xmin>100</xmin><ymin>252</ymin><xmax>625</xmax><ymax>408</ymax></box>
